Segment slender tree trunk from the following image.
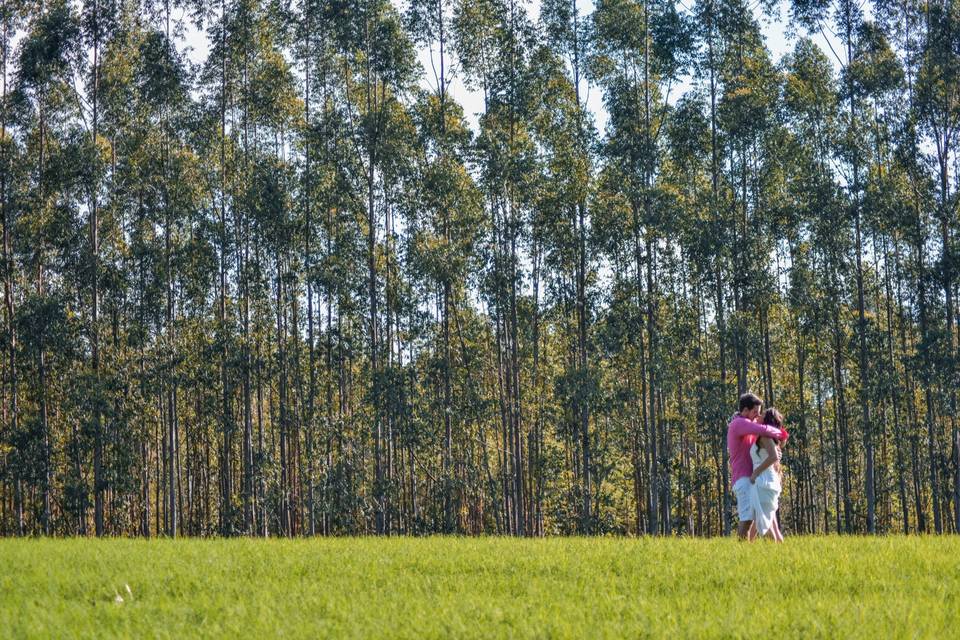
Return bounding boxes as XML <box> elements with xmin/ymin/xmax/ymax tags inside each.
<box><xmin>881</xmin><ymin>238</ymin><xmax>910</xmax><ymax>533</ymax></box>
<box><xmin>217</xmin><ymin>0</ymin><xmax>231</xmax><ymax>537</ymax></box>
<box><xmin>0</xmin><ymin>18</ymin><xmax>27</xmax><ymax>535</ymax></box>
<box><xmin>239</xmin><ymin>1</ymin><xmax>255</xmax><ymax>537</ymax></box>
<box><xmin>303</xmin><ymin>25</ymin><xmax>317</xmax><ymax>537</ymax></box>
<box><xmin>90</xmin><ymin>0</ymin><xmax>105</xmax><ymax>538</ymax></box>
<box><xmin>705</xmin><ymin>1</ymin><xmax>730</xmax><ymax>536</ymax></box>
<box><xmin>915</xmin><ymin>227</ymin><xmax>942</xmax><ymax>533</ymax></box>
<box><xmin>841</xmin><ymin>0</ymin><xmax>875</xmax><ymax>535</ymax></box>
<box><xmin>360</xmin><ymin>20</ymin><xmax>385</xmax><ymax>534</ymax></box>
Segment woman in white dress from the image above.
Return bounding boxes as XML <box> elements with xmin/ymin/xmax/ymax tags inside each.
<box><xmin>749</xmin><ymin>408</ymin><xmax>786</xmax><ymax>542</ymax></box>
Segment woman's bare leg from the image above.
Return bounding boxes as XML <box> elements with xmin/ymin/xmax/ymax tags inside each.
<box><xmin>772</xmin><ymin>515</ymin><xmax>784</xmax><ymax>542</ymax></box>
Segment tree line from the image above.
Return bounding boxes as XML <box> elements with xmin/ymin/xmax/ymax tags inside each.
<box><xmin>0</xmin><ymin>0</ymin><xmax>958</xmax><ymax>537</ymax></box>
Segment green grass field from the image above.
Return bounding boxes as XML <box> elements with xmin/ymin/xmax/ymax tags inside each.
<box><xmin>2</xmin><ymin>536</ymin><xmax>958</xmax><ymax>638</ymax></box>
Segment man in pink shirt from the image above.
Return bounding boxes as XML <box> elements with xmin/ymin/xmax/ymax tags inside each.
<box><xmin>727</xmin><ymin>393</ymin><xmax>788</xmax><ymax>540</ymax></box>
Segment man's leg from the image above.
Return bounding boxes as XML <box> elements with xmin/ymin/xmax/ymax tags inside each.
<box><xmin>733</xmin><ymin>478</ymin><xmax>755</xmax><ymax>540</ymax></box>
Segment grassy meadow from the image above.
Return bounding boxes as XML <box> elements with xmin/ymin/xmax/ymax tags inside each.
<box><xmin>1</xmin><ymin>536</ymin><xmax>957</xmax><ymax>638</ymax></box>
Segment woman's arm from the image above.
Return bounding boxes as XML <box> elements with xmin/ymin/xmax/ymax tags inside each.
<box><xmin>749</xmin><ymin>438</ymin><xmax>779</xmax><ymax>483</ymax></box>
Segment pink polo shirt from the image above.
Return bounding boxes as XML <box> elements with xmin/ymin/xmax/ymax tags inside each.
<box><xmin>727</xmin><ymin>415</ymin><xmax>788</xmax><ymax>486</ymax></box>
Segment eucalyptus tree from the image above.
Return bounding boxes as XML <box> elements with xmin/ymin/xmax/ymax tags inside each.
<box><xmin>0</xmin><ymin>0</ymin><xmax>27</xmax><ymax>535</ymax></box>
<box><xmin>453</xmin><ymin>0</ymin><xmax>540</xmax><ymax>535</ymax></box>
<box><xmin>293</xmin><ymin>0</ymin><xmax>332</xmax><ymax>537</ymax></box>
<box><xmin>78</xmin><ymin>0</ymin><xmax>119</xmax><ymax>539</ymax></box>
<box><xmin>540</xmin><ymin>0</ymin><xmax>596</xmax><ymax>534</ymax></box>
<box><xmin>877</xmin><ymin>0</ymin><xmax>951</xmax><ymax>534</ymax></box>
<box><xmin>661</xmin><ymin>90</ymin><xmax>725</xmax><ymax>534</ymax></box>
<box><xmin>12</xmin><ymin>0</ymin><xmax>86</xmax><ymax>535</ymax></box>
<box><xmin>94</xmin><ymin>0</ymin><xmax>203</xmax><ymax>538</ymax></box>
<box><xmin>100</xmin><ymin>19</ymin><xmax>161</xmax><ymax>537</ymax></box>
<box><xmin>781</xmin><ymin>38</ymin><xmax>844</xmax><ymax>532</ymax></box>
<box><xmin>715</xmin><ymin>7</ymin><xmax>780</xmax><ymax>398</ymax></box>
<box><xmin>873</xmin><ymin>0</ymin><xmax>938</xmax><ymax>536</ymax></box>
<box><xmin>526</xmin><ymin>45</ymin><xmax>599</xmax><ymax>532</ymax></box>
<box><xmin>861</xmin><ymin>106</ymin><xmax>923</xmax><ymax>533</ymax></box>
<box><xmin>95</xmin><ymin>3</ymin><xmax>146</xmax><ymax>536</ymax></box>
<box><xmin>404</xmin><ymin>93</ymin><xmax>483</xmax><ymax>532</ymax></box>
<box><xmin>329</xmin><ymin>0</ymin><xmax>417</xmax><ymax>534</ymax></box>
<box><xmin>843</xmin><ymin>22</ymin><xmax>908</xmax><ymax>534</ymax></box>
<box><xmin>198</xmin><ymin>0</ymin><xmax>262</xmax><ymax>537</ymax></box>
<box><xmin>590</xmin><ymin>0</ymin><xmax>692</xmax><ymax>535</ymax></box>
<box><xmin>856</xmin><ymin>21</ymin><xmax>908</xmax><ymax>534</ymax></box>
<box><xmin>406</xmin><ymin>0</ymin><xmax>478</xmax><ymax>533</ymax></box>
<box><xmin>688</xmin><ymin>0</ymin><xmax>736</xmax><ymax>532</ymax></box>
<box><xmin>913</xmin><ymin>0</ymin><xmax>960</xmax><ymax>533</ymax></box>
<box><xmin>187</xmin><ymin>0</ymin><xmax>302</xmax><ymax>538</ymax></box>
<box><xmin>299</xmin><ymin>14</ymin><xmax>368</xmax><ymax>535</ymax></box>
<box><xmin>791</xmin><ymin>0</ymin><xmax>891</xmax><ymax>534</ymax></box>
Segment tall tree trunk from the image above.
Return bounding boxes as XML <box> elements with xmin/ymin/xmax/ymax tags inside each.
<box><xmin>915</xmin><ymin>228</ymin><xmax>942</xmax><ymax>533</ymax></box>
<box><xmin>303</xmin><ymin>24</ymin><xmax>316</xmax><ymax>537</ymax></box>
<box><xmin>240</xmin><ymin>0</ymin><xmax>255</xmax><ymax>537</ymax></box>
<box><xmin>217</xmin><ymin>0</ymin><xmax>231</xmax><ymax>537</ymax></box>
<box><xmin>90</xmin><ymin>0</ymin><xmax>104</xmax><ymax>538</ymax></box>
<box><xmin>360</xmin><ymin>17</ymin><xmax>385</xmax><ymax>534</ymax></box>
<box><xmin>569</xmin><ymin>0</ymin><xmax>591</xmax><ymax>537</ymax></box>
<box><xmin>1</xmin><ymin>15</ymin><xmax>27</xmax><ymax>535</ymax></box>
<box><xmin>843</xmin><ymin>7</ymin><xmax>874</xmax><ymax>534</ymax></box>
<box><xmin>883</xmin><ymin>238</ymin><xmax>910</xmax><ymax>533</ymax></box>
<box><xmin>161</xmin><ymin>0</ymin><xmax>179</xmax><ymax>539</ymax></box>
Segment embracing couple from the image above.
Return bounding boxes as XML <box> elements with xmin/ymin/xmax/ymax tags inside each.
<box><xmin>727</xmin><ymin>392</ymin><xmax>789</xmax><ymax>542</ymax></box>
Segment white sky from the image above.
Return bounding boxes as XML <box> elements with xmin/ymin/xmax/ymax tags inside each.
<box><xmin>410</xmin><ymin>0</ymin><xmax>843</xmax><ymax>133</ymax></box>
<box><xmin>173</xmin><ymin>0</ymin><xmax>843</xmax><ymax>136</ymax></box>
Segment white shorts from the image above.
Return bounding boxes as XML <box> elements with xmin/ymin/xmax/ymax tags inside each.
<box><xmin>733</xmin><ymin>477</ymin><xmax>754</xmax><ymax>522</ymax></box>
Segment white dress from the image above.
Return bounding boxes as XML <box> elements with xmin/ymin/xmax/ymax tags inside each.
<box><xmin>749</xmin><ymin>443</ymin><xmax>782</xmax><ymax>536</ymax></box>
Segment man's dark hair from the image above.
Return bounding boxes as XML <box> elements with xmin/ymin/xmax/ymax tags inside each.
<box><xmin>738</xmin><ymin>392</ymin><xmax>762</xmax><ymax>413</ymax></box>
